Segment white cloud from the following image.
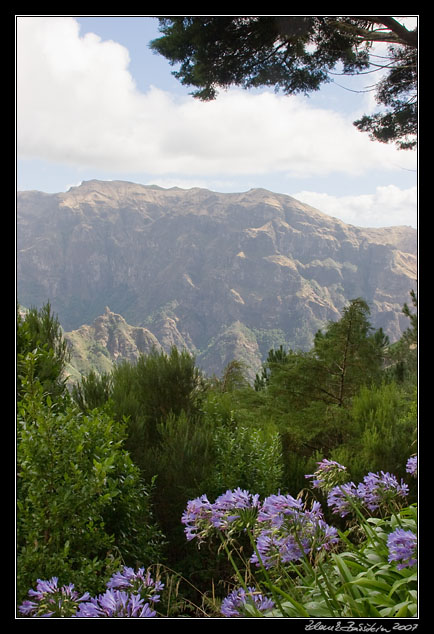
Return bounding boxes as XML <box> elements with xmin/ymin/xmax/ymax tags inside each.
<box><xmin>290</xmin><ymin>186</ymin><xmax>417</xmax><ymax>228</ymax></box>
<box><xmin>17</xmin><ymin>16</ymin><xmax>417</xmax><ymax>180</ymax></box>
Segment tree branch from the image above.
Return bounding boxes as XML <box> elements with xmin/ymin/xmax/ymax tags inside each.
<box><xmin>370</xmin><ymin>17</ymin><xmax>418</xmax><ymax>48</ymax></box>
<box><xmin>332</xmin><ymin>17</ymin><xmax>417</xmax><ymax>48</ymax></box>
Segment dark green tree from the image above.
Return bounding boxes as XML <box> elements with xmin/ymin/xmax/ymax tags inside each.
<box><xmin>401</xmin><ymin>289</ymin><xmax>417</xmax><ymax>347</ymax></box>
<box><xmin>312</xmin><ymin>298</ymin><xmax>388</xmax><ymax>407</ymax></box>
<box><xmin>254</xmin><ymin>344</ymin><xmax>290</xmax><ymax>391</ymax></box>
<box><xmin>71</xmin><ymin>369</ymin><xmax>113</xmax><ymax>413</ymax></box>
<box><xmin>109</xmin><ymin>346</ymin><xmax>207</xmax><ymax>476</ymax></box>
<box><xmin>258</xmin><ymin>299</ymin><xmax>388</xmax><ymax>465</ymax></box>
<box><xmin>210</xmin><ymin>359</ymin><xmax>250</xmax><ymax>393</ymax></box>
<box><xmin>386</xmin><ymin>289</ymin><xmax>417</xmax><ymax>382</ymax></box>
<box><xmin>265</xmin><ymin>299</ymin><xmax>386</xmax><ymax>411</ymax></box>
<box><xmin>17</xmin><ymin>302</ymin><xmax>70</xmax><ymax>401</ymax></box>
<box><xmin>151</xmin><ymin>16</ymin><xmax>417</xmax><ymax>149</ymax></box>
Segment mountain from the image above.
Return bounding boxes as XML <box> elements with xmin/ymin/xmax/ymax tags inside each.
<box><xmin>17</xmin><ymin>179</ymin><xmax>417</xmax><ymax>380</ymax></box>
<box><xmin>63</xmin><ymin>306</ymin><xmax>162</xmax><ymax>382</ymax></box>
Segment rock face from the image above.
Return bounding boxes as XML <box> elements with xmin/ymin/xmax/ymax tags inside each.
<box><xmin>63</xmin><ymin>306</ymin><xmax>162</xmax><ymax>381</ymax></box>
<box><xmin>17</xmin><ymin>180</ymin><xmax>417</xmax><ymax>379</ymax></box>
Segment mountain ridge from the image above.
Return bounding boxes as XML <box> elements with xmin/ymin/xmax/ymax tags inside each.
<box><xmin>17</xmin><ymin>180</ymin><xmax>417</xmax><ymax>380</ymax></box>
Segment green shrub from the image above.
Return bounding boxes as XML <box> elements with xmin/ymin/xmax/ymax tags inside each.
<box><xmin>17</xmin><ymin>353</ymin><xmax>163</xmax><ymax>604</ymax></box>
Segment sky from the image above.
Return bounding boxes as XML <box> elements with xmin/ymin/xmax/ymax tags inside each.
<box><xmin>16</xmin><ymin>15</ymin><xmax>418</xmax><ymax>228</ymax></box>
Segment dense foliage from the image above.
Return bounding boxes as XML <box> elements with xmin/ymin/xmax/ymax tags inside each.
<box><xmin>150</xmin><ymin>16</ymin><xmax>417</xmax><ymax>150</ymax></box>
<box><xmin>16</xmin><ymin>294</ymin><xmax>417</xmax><ymax>617</ymax></box>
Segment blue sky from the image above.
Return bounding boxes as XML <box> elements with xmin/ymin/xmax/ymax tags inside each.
<box><xmin>16</xmin><ymin>15</ymin><xmax>417</xmax><ymax>227</ymax></box>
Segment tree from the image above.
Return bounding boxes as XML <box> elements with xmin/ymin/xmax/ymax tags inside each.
<box><xmin>312</xmin><ymin>298</ymin><xmax>388</xmax><ymax>407</ymax></box>
<box><xmin>385</xmin><ymin>289</ymin><xmax>417</xmax><ymax>382</ymax></box>
<box><xmin>109</xmin><ymin>346</ymin><xmax>207</xmax><ymax>476</ymax></box>
<box><xmin>16</xmin><ymin>353</ymin><xmax>163</xmax><ymax>605</ymax></box>
<box><xmin>71</xmin><ymin>369</ymin><xmax>113</xmax><ymax>413</ymax></box>
<box><xmin>401</xmin><ymin>289</ymin><xmax>418</xmax><ymax>347</ymax></box>
<box><xmin>17</xmin><ymin>302</ymin><xmax>70</xmax><ymax>401</ymax></box>
<box><xmin>211</xmin><ymin>359</ymin><xmax>251</xmax><ymax>393</ymax></box>
<box><xmin>256</xmin><ymin>299</ymin><xmax>388</xmax><ymax>462</ymax></box>
<box><xmin>254</xmin><ymin>345</ymin><xmax>290</xmax><ymax>391</ymax></box>
<box><xmin>151</xmin><ymin>16</ymin><xmax>417</xmax><ymax>149</ymax></box>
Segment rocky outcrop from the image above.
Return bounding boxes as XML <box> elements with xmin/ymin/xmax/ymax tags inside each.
<box><xmin>18</xmin><ymin>180</ymin><xmax>417</xmax><ymax>379</ymax></box>
<box><xmin>64</xmin><ymin>307</ymin><xmax>161</xmax><ymax>381</ymax></box>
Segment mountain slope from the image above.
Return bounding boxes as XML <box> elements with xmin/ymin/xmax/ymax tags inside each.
<box><xmin>17</xmin><ymin>180</ymin><xmax>417</xmax><ymax>379</ymax></box>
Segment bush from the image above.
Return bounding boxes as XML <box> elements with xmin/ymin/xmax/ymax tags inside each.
<box><xmin>17</xmin><ymin>353</ymin><xmax>164</xmax><ymax>605</ymax></box>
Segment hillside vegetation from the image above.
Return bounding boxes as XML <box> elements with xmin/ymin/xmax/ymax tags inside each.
<box><xmin>16</xmin><ymin>293</ymin><xmax>417</xmax><ymax>617</ymax></box>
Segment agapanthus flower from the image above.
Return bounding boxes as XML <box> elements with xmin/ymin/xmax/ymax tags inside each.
<box><xmin>406</xmin><ymin>455</ymin><xmax>417</xmax><ymax>477</ymax></box>
<box><xmin>19</xmin><ymin>577</ymin><xmax>90</xmax><ymax>618</ymax></box>
<box><xmin>182</xmin><ymin>489</ymin><xmax>261</xmax><ymax>542</ymax></box>
<box><xmin>221</xmin><ymin>586</ymin><xmax>274</xmax><ymax>618</ymax></box>
<box><xmin>181</xmin><ymin>493</ymin><xmax>214</xmax><ymax>542</ymax></box>
<box><xmin>327</xmin><ymin>481</ymin><xmax>360</xmax><ymax>517</ymax></box>
<box><xmin>305</xmin><ymin>459</ymin><xmax>349</xmax><ymax>492</ymax></box>
<box><xmin>74</xmin><ymin>589</ymin><xmax>156</xmax><ymax>618</ymax></box>
<box><xmin>106</xmin><ymin>566</ymin><xmax>163</xmax><ymax>603</ymax></box>
<box><xmin>387</xmin><ymin>528</ymin><xmax>417</xmax><ymax>570</ymax></box>
<box><xmin>257</xmin><ymin>492</ymin><xmax>304</xmax><ymax>527</ymax></box>
<box><xmin>356</xmin><ymin>471</ymin><xmax>409</xmax><ymax>512</ymax></box>
<box><xmin>251</xmin><ymin>530</ymin><xmax>308</xmax><ymax>568</ymax></box>
<box><xmin>211</xmin><ymin>488</ymin><xmax>261</xmax><ymax>531</ymax></box>
<box><xmin>251</xmin><ymin>494</ymin><xmax>339</xmax><ymax>569</ymax></box>
<box><xmin>328</xmin><ymin>471</ymin><xmax>409</xmax><ymax>517</ymax></box>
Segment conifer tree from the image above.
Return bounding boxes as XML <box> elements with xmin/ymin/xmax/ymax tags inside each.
<box><xmin>312</xmin><ymin>298</ymin><xmax>386</xmax><ymax>407</ymax></box>
<box><xmin>17</xmin><ymin>302</ymin><xmax>70</xmax><ymax>401</ymax></box>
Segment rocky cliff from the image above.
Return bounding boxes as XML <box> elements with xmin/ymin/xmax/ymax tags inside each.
<box><xmin>17</xmin><ymin>180</ymin><xmax>417</xmax><ymax>380</ymax></box>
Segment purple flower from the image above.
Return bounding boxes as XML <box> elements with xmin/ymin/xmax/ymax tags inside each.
<box><xmin>74</xmin><ymin>589</ymin><xmax>157</xmax><ymax>618</ymax></box>
<box><xmin>406</xmin><ymin>455</ymin><xmax>417</xmax><ymax>477</ymax></box>
<box><xmin>328</xmin><ymin>471</ymin><xmax>409</xmax><ymax>517</ymax></box>
<box><xmin>19</xmin><ymin>577</ymin><xmax>90</xmax><ymax>618</ymax></box>
<box><xmin>221</xmin><ymin>586</ymin><xmax>274</xmax><ymax>617</ymax></box>
<box><xmin>252</xmin><ymin>494</ymin><xmax>339</xmax><ymax>569</ymax></box>
<box><xmin>327</xmin><ymin>481</ymin><xmax>360</xmax><ymax>517</ymax></box>
<box><xmin>387</xmin><ymin>528</ymin><xmax>417</xmax><ymax>570</ymax></box>
<box><xmin>257</xmin><ymin>493</ymin><xmax>303</xmax><ymax>527</ymax></box>
<box><xmin>106</xmin><ymin>566</ymin><xmax>163</xmax><ymax>603</ymax></box>
<box><xmin>356</xmin><ymin>471</ymin><xmax>409</xmax><ymax>512</ymax></box>
<box><xmin>181</xmin><ymin>493</ymin><xmax>214</xmax><ymax>542</ymax></box>
<box><xmin>306</xmin><ymin>459</ymin><xmax>348</xmax><ymax>492</ymax></box>
<box><xmin>211</xmin><ymin>488</ymin><xmax>261</xmax><ymax>531</ymax></box>
<box><xmin>182</xmin><ymin>489</ymin><xmax>261</xmax><ymax>542</ymax></box>
<box><xmin>251</xmin><ymin>530</ymin><xmax>308</xmax><ymax>568</ymax></box>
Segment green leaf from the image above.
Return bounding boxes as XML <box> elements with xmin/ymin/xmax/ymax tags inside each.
<box><xmin>394</xmin><ymin>601</ymin><xmax>410</xmax><ymax>617</ymax></box>
<box><xmin>357</xmin><ymin>598</ymin><xmax>383</xmax><ymax>617</ymax></box>
<box><xmin>350</xmin><ymin>577</ymin><xmax>392</xmax><ymax>594</ymax></box>
<box><xmin>304</xmin><ymin>600</ymin><xmax>333</xmax><ymax>617</ymax></box>
<box><xmin>388</xmin><ymin>572</ymin><xmax>417</xmax><ymax>597</ymax></box>
<box><xmin>268</xmin><ymin>585</ymin><xmax>310</xmax><ymax>617</ymax></box>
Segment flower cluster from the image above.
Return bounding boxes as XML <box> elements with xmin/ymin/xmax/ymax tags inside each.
<box><xmin>221</xmin><ymin>586</ymin><xmax>274</xmax><ymax>618</ymax></box>
<box><xmin>387</xmin><ymin>528</ymin><xmax>417</xmax><ymax>570</ymax></box>
<box><xmin>181</xmin><ymin>487</ymin><xmax>261</xmax><ymax>543</ymax></box>
<box><xmin>106</xmin><ymin>565</ymin><xmax>163</xmax><ymax>601</ymax></box>
<box><xmin>182</xmin><ymin>488</ymin><xmax>339</xmax><ymax>571</ymax></box>
<box><xmin>406</xmin><ymin>455</ymin><xmax>417</xmax><ymax>477</ymax></box>
<box><xmin>305</xmin><ymin>459</ymin><xmax>349</xmax><ymax>492</ymax></box>
<box><xmin>19</xmin><ymin>577</ymin><xmax>91</xmax><ymax>618</ymax></box>
<box><xmin>19</xmin><ymin>568</ymin><xmax>163</xmax><ymax>618</ymax></box>
<box><xmin>75</xmin><ymin>589</ymin><xmax>157</xmax><ymax>618</ymax></box>
<box><xmin>327</xmin><ymin>471</ymin><xmax>409</xmax><ymax>518</ymax></box>
<box><xmin>251</xmin><ymin>494</ymin><xmax>339</xmax><ymax>569</ymax></box>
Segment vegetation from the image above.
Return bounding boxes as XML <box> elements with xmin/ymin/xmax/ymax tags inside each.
<box><xmin>16</xmin><ymin>294</ymin><xmax>417</xmax><ymax>617</ymax></box>
<box><xmin>150</xmin><ymin>16</ymin><xmax>417</xmax><ymax>150</ymax></box>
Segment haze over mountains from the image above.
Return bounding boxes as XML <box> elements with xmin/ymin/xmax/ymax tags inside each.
<box><xmin>17</xmin><ymin>180</ymin><xmax>417</xmax><ymax>380</ymax></box>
